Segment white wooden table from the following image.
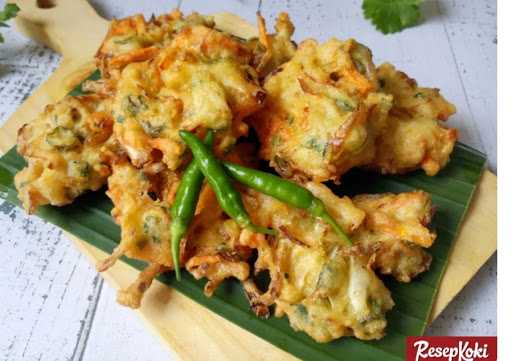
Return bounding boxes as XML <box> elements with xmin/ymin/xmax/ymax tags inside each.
<box><xmin>0</xmin><ymin>1</ymin><xmax>496</xmax><ymax>360</ymax></box>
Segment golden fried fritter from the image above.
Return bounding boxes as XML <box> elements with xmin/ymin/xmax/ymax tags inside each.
<box><xmin>100</xmin><ymin>160</ymin><xmax>175</xmax><ymax>269</ymax></box>
<box><xmin>117</xmin><ymin>262</ymin><xmax>171</xmax><ymax>309</ymax></box>
<box><xmin>111</xmin><ymin>23</ymin><xmax>265</xmax><ymax>169</ymax></box>
<box><xmin>239</xmin><ymin>183</ymin><xmax>437</xmax><ymax>341</ymax></box>
<box><xmin>251</xmin><ymin>37</ymin><xmax>393</xmax><ymax>182</ymax></box>
<box><xmin>370</xmin><ymin>63</ymin><xmax>458</xmax><ymax>175</ymax></box>
<box><xmin>15</xmin><ymin>95</ymin><xmax>114</xmax><ymax>213</ymax></box>
<box><xmin>101</xmin><ymin>165</ymin><xmax>254</xmax><ymax>306</ymax></box>
<box><xmin>185</xmin><ymin>186</ymin><xmax>253</xmax><ymax>296</ymax></box>
<box><xmin>96</xmin><ymin>10</ymin><xmax>214</xmax><ymax>83</ymax></box>
<box><xmin>97</xmin><ymin>160</ymin><xmax>178</xmax><ymax>309</ymax></box>
<box><xmin>274</xmin><ymin>248</ymin><xmax>394</xmax><ymax>342</ymax></box>
<box><xmin>251</xmin><ymin>40</ymin><xmax>458</xmax><ymax>181</ymax></box>
<box><xmin>247</xmin><ymin>12</ymin><xmax>296</xmax><ymax>78</ymax></box>
<box><xmin>352</xmin><ymin>191</ymin><xmax>435</xmax><ymax>282</ymax></box>
<box><xmin>240</xmin><ymin>184</ymin><xmax>394</xmax><ymax>342</ymax></box>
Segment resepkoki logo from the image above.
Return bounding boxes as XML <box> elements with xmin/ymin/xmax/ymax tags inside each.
<box><xmin>406</xmin><ymin>337</ymin><xmax>497</xmax><ymax>361</ymax></box>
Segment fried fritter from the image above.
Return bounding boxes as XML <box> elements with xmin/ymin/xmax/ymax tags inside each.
<box><xmin>370</xmin><ymin>63</ymin><xmax>458</xmax><ymax>175</ymax></box>
<box><xmin>239</xmin><ymin>183</ymin><xmax>437</xmax><ymax>341</ymax></box>
<box><xmin>251</xmin><ymin>40</ymin><xmax>458</xmax><ymax>181</ymax></box>
<box><xmin>274</xmin><ymin>247</ymin><xmax>394</xmax><ymax>342</ymax></box>
<box><xmin>100</xmin><ymin>160</ymin><xmax>175</xmax><ymax>270</ymax></box>
<box><xmin>117</xmin><ymin>262</ymin><xmax>171</xmax><ymax>309</ymax></box>
<box><xmin>111</xmin><ymin>23</ymin><xmax>265</xmax><ymax>169</ymax></box>
<box><xmin>247</xmin><ymin>12</ymin><xmax>297</xmax><ymax>78</ymax></box>
<box><xmin>95</xmin><ymin>10</ymin><xmax>214</xmax><ymax>84</ymax></box>
<box><xmin>15</xmin><ymin>95</ymin><xmax>114</xmax><ymax>213</ymax></box>
<box><xmin>240</xmin><ymin>184</ymin><xmax>394</xmax><ymax>342</ymax></box>
<box><xmin>97</xmin><ymin>160</ymin><xmax>178</xmax><ymax>308</ymax></box>
<box><xmin>185</xmin><ymin>186</ymin><xmax>253</xmax><ymax>296</ymax></box>
<box><xmin>251</xmin><ymin>37</ymin><xmax>393</xmax><ymax>182</ymax></box>
<box><xmin>352</xmin><ymin>191</ymin><xmax>435</xmax><ymax>282</ymax></box>
<box><xmin>101</xmin><ymin>163</ymin><xmax>254</xmax><ymax>306</ymax></box>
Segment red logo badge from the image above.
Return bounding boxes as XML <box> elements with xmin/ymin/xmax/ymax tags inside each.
<box><xmin>406</xmin><ymin>337</ymin><xmax>497</xmax><ymax>361</ymax></box>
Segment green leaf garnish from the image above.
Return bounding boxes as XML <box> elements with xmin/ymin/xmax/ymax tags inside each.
<box><xmin>0</xmin><ymin>3</ymin><xmax>20</xmax><ymax>43</ymax></box>
<box><xmin>362</xmin><ymin>0</ymin><xmax>424</xmax><ymax>34</ymax></box>
<box><xmin>0</xmin><ymin>3</ymin><xmax>19</xmax><ymax>22</ymax></box>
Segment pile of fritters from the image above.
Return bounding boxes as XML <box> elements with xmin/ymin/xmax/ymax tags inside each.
<box><xmin>14</xmin><ymin>10</ymin><xmax>457</xmax><ymax>343</ymax></box>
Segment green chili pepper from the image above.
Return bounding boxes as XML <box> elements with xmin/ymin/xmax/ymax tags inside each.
<box><xmin>223</xmin><ymin>162</ymin><xmax>352</xmax><ymax>246</ymax></box>
<box><xmin>170</xmin><ymin>130</ymin><xmax>214</xmax><ymax>281</ymax></box>
<box><xmin>179</xmin><ymin>130</ymin><xmax>275</xmax><ymax>236</ymax></box>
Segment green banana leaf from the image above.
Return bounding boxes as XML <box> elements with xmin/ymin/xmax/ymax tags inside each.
<box><xmin>0</xmin><ymin>71</ymin><xmax>487</xmax><ymax>361</ymax></box>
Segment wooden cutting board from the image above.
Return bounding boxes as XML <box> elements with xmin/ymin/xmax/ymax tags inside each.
<box><xmin>1</xmin><ymin>1</ymin><xmax>497</xmax><ymax>360</ymax></box>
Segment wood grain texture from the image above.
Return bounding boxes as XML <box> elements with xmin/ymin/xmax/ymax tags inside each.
<box><xmin>440</xmin><ymin>0</ymin><xmax>497</xmax><ymax>172</ymax></box>
<box><xmin>0</xmin><ymin>0</ymin><xmax>496</xmax><ymax>360</ymax></box>
<box><xmin>80</xmin><ymin>283</ymin><xmax>175</xmax><ymax>361</ymax></box>
<box><xmin>0</xmin><ymin>17</ymin><xmax>105</xmax><ymax>361</ymax></box>
<box><xmin>0</xmin><ymin>204</ymin><xmax>103</xmax><ymax>361</ymax></box>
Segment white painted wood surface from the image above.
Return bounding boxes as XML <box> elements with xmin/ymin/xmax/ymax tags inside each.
<box><xmin>0</xmin><ymin>1</ymin><xmax>496</xmax><ymax>360</ymax></box>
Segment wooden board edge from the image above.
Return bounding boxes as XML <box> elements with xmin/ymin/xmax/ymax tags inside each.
<box><xmin>430</xmin><ymin>170</ymin><xmax>497</xmax><ymax>320</ymax></box>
